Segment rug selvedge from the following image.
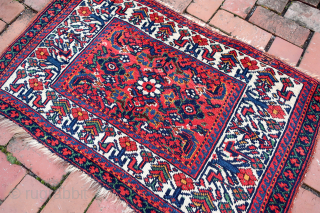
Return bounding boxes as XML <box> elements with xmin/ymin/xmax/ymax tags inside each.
<box><xmin>0</xmin><ymin>0</ymin><xmax>320</xmax><ymax>212</ymax></box>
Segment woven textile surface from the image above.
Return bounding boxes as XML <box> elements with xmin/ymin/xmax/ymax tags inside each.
<box><xmin>0</xmin><ymin>0</ymin><xmax>320</xmax><ymax>212</ymax></box>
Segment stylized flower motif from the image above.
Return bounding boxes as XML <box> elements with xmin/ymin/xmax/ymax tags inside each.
<box><xmin>266</xmin><ymin>119</ymin><xmax>283</xmax><ymax>131</ymax></box>
<box><xmin>240</xmin><ymin>57</ymin><xmax>259</xmax><ymax>70</ymax></box>
<box><xmin>149</xmin><ymin>13</ymin><xmax>164</xmax><ymax>23</ymax></box>
<box><xmin>98</xmin><ymin>57</ymin><xmax>125</xmax><ymax>75</ymax></box>
<box><xmin>280</xmin><ymin>77</ymin><xmax>294</xmax><ymax>87</ymax></box>
<box><xmin>133</xmin><ymin>195</ymin><xmax>143</xmax><ymax>207</ymax></box>
<box><xmin>158</xmin><ymin>128</ymin><xmax>170</xmax><ymax>137</ymax></box>
<box><xmin>47</xmin><ymin>139</ymin><xmax>59</xmax><ymax>146</ymax></box>
<box><xmin>103</xmin><ymin>173</ymin><xmax>112</xmax><ymax>182</ymax></box>
<box><xmin>186</xmin><ymin>89</ymin><xmax>199</xmax><ymax>99</ymax></box>
<box><xmin>175</xmin><ymin>99</ymin><xmax>204</xmax><ymax>120</ymax></box>
<box><xmin>136</xmin><ymin>77</ymin><xmax>163</xmax><ymax>98</ymax></box>
<box><xmin>71</xmin><ymin>108</ymin><xmax>89</xmax><ymax>120</ymax></box>
<box><xmin>169</xmin><ymin>113</ymin><xmax>183</xmax><ymax>123</ymax></box>
<box><xmin>75</xmin><ymin>157</ymin><xmax>86</xmax><ymax>164</ymax></box>
<box><xmin>89</xmin><ymin>166</ymin><xmax>99</xmax><ymax>174</ymax></box>
<box><xmin>119</xmin><ymin>54</ymin><xmax>130</xmax><ymax>63</ymax></box>
<box><xmin>140</xmin><ymin>151</ymin><xmax>154</xmax><ymax>163</ymax></box>
<box><xmin>119</xmin><ymin>137</ymin><xmax>137</xmax><ymax>152</ymax></box>
<box><xmin>179</xmin><ymin>29</ymin><xmax>190</xmax><ymax>37</ymax></box>
<box><xmin>0</xmin><ymin>103</ymin><xmax>8</xmax><ymax>110</ymax></box>
<box><xmin>78</xmin><ymin>7</ymin><xmax>92</xmax><ymax>16</ymax></box>
<box><xmin>164</xmin><ymin>92</ymin><xmax>175</xmax><ymax>105</ymax></box>
<box><xmin>173</xmin><ymin>173</ymin><xmax>194</xmax><ymax>190</ymax></box>
<box><xmin>123</xmin><ymin>70</ymin><xmax>134</xmax><ymax>81</ymax></box>
<box><xmin>103</xmin><ymin>75</ymin><xmax>116</xmax><ymax>84</ymax></box>
<box><xmin>192</xmin><ymin>75</ymin><xmax>203</xmax><ymax>85</ymax></box>
<box><xmin>62</xmin><ymin>148</ymin><xmax>72</xmax><ymax>156</ymax></box>
<box><xmin>10</xmin><ymin>111</ymin><xmax>19</xmax><ymax>118</ymax></box>
<box><xmin>29</xmin><ymin>78</ymin><xmax>43</xmax><ymax>90</ymax></box>
<box><xmin>192</xmin><ymin>35</ymin><xmax>208</xmax><ymax>46</ymax></box>
<box><xmin>70</xmin><ymin>15</ymin><xmax>80</xmax><ymax>23</ymax></box>
<box><xmin>237</xmin><ymin>168</ymin><xmax>257</xmax><ymax>186</ymax></box>
<box><xmin>267</xmin><ymin>105</ymin><xmax>286</xmax><ymax>119</ymax></box>
<box><xmin>35</xmin><ymin>48</ymin><xmax>49</xmax><ymax>60</ymax></box>
<box><xmin>119</xmin><ymin>186</ymin><xmax>129</xmax><ymax>196</ymax></box>
<box><xmin>28</xmin><ymin>59</ymin><xmax>38</xmax><ymax>67</ymax></box>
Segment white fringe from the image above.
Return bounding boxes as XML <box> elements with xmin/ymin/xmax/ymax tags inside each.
<box><xmin>0</xmin><ymin>115</ymin><xmax>134</xmax><ymax>213</ymax></box>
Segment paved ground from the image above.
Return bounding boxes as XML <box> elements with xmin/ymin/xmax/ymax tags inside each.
<box><xmin>0</xmin><ymin>0</ymin><xmax>320</xmax><ymax>212</ymax></box>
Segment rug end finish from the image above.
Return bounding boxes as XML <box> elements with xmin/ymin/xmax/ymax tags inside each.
<box><xmin>0</xmin><ymin>115</ymin><xmax>134</xmax><ymax>213</ymax></box>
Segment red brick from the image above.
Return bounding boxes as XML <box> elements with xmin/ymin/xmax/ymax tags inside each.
<box><xmin>257</xmin><ymin>0</ymin><xmax>289</xmax><ymax>13</ymax></box>
<box><xmin>299</xmin><ymin>32</ymin><xmax>320</xmax><ymax>76</ymax></box>
<box><xmin>41</xmin><ymin>171</ymin><xmax>95</xmax><ymax>213</ymax></box>
<box><xmin>0</xmin><ymin>126</ymin><xmax>14</xmax><ymax>146</ymax></box>
<box><xmin>7</xmin><ymin>138</ymin><xmax>67</xmax><ymax>187</ymax></box>
<box><xmin>158</xmin><ymin>0</ymin><xmax>192</xmax><ymax>13</ymax></box>
<box><xmin>86</xmin><ymin>196</ymin><xmax>128</xmax><ymax>213</ymax></box>
<box><xmin>249</xmin><ymin>6</ymin><xmax>310</xmax><ymax>47</ymax></box>
<box><xmin>0</xmin><ymin>10</ymin><xmax>35</xmax><ymax>54</ymax></box>
<box><xmin>0</xmin><ymin>152</ymin><xmax>26</xmax><ymax>200</ymax></box>
<box><xmin>0</xmin><ymin>20</ymin><xmax>5</xmax><ymax>33</ymax></box>
<box><xmin>0</xmin><ymin>0</ymin><xmax>24</xmax><ymax>23</ymax></box>
<box><xmin>301</xmin><ymin>138</ymin><xmax>320</xmax><ymax>191</ymax></box>
<box><xmin>300</xmin><ymin>0</ymin><xmax>320</xmax><ymax>6</ymax></box>
<box><xmin>221</xmin><ymin>0</ymin><xmax>256</xmax><ymax>18</ymax></box>
<box><xmin>285</xmin><ymin>1</ymin><xmax>320</xmax><ymax>32</ymax></box>
<box><xmin>187</xmin><ymin>0</ymin><xmax>223</xmax><ymax>22</ymax></box>
<box><xmin>0</xmin><ymin>175</ymin><xmax>52</xmax><ymax>213</ymax></box>
<box><xmin>291</xmin><ymin>188</ymin><xmax>320</xmax><ymax>213</ymax></box>
<box><xmin>210</xmin><ymin>10</ymin><xmax>272</xmax><ymax>49</ymax></box>
<box><xmin>24</xmin><ymin>0</ymin><xmax>52</xmax><ymax>12</ymax></box>
<box><xmin>267</xmin><ymin>37</ymin><xmax>303</xmax><ymax>65</ymax></box>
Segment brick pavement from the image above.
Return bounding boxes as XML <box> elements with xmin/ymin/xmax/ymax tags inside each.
<box><xmin>0</xmin><ymin>0</ymin><xmax>320</xmax><ymax>212</ymax></box>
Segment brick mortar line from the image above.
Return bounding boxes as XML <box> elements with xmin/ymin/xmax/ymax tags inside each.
<box><xmin>0</xmin><ymin>3</ymin><xmax>38</xmax><ymax>36</ymax></box>
<box><xmin>22</xmin><ymin>3</ymin><xmax>39</xmax><ymax>15</ymax></box>
<box><xmin>0</xmin><ymin>170</ymin><xmax>26</xmax><ymax>202</ymax></box>
<box><xmin>204</xmin><ymin>5</ymin><xmax>310</xmax><ymax>50</ymax></box>
<box><xmin>296</xmin><ymin>31</ymin><xmax>315</xmax><ymax>67</ymax></box>
<box><xmin>264</xmin><ymin>35</ymin><xmax>276</xmax><ymax>52</ymax></box>
<box><xmin>296</xmin><ymin>0</ymin><xmax>320</xmax><ymax>8</ymax></box>
<box><xmin>36</xmin><ymin>190</ymin><xmax>55</xmax><ymax>213</ymax></box>
<box><xmin>206</xmin><ymin>0</ymin><xmax>226</xmax><ymax>24</ymax></box>
<box><xmin>36</xmin><ymin>173</ymin><xmax>70</xmax><ymax>213</ymax></box>
<box><xmin>83</xmin><ymin>195</ymin><xmax>97</xmax><ymax>213</ymax></box>
<box><xmin>241</xmin><ymin>15</ymin><xmax>309</xmax><ymax>48</ymax></box>
<box><xmin>256</xmin><ymin>4</ymin><xmax>282</xmax><ymax>15</ymax></box>
<box><xmin>0</xmin><ymin>138</ymin><xmax>71</xmax><ymax>209</ymax></box>
<box><xmin>245</xmin><ymin>4</ymin><xmax>257</xmax><ymax>21</ymax></box>
<box><xmin>184</xmin><ymin>0</ymin><xmax>227</xmax><ymax>24</ymax></box>
<box><xmin>281</xmin><ymin>1</ymin><xmax>292</xmax><ymax>16</ymax></box>
<box><xmin>1</xmin><ymin>142</ymin><xmax>70</xmax><ymax>192</ymax></box>
<box><xmin>181</xmin><ymin>0</ymin><xmax>193</xmax><ymax>14</ymax></box>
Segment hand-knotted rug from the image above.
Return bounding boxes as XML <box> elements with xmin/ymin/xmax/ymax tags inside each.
<box><xmin>0</xmin><ymin>0</ymin><xmax>320</xmax><ymax>212</ymax></box>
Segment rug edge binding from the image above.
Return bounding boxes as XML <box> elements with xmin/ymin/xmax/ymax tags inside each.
<box><xmin>0</xmin><ymin>115</ymin><xmax>135</xmax><ymax>213</ymax></box>
<box><xmin>288</xmin><ymin>121</ymin><xmax>320</xmax><ymax>212</ymax></box>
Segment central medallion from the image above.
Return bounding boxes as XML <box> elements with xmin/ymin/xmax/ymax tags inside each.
<box><xmin>54</xmin><ymin>18</ymin><xmax>246</xmax><ymax>177</ymax></box>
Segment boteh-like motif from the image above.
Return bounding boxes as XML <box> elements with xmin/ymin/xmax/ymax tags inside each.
<box><xmin>0</xmin><ymin>0</ymin><xmax>319</xmax><ymax>213</ymax></box>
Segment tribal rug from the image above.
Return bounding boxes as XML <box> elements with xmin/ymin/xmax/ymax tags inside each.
<box><xmin>0</xmin><ymin>0</ymin><xmax>320</xmax><ymax>212</ymax></box>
